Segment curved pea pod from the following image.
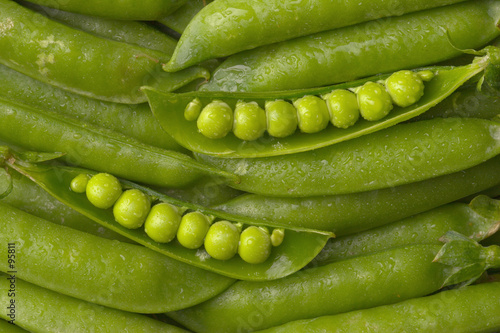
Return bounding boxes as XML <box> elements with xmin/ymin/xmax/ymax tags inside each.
<box><xmin>0</xmin><ymin>202</ymin><xmax>235</xmax><ymax>313</ymax></box>
<box><xmin>0</xmin><ymin>319</ymin><xmax>28</xmax><ymax>332</ymax></box>
<box><xmin>309</xmin><ymin>195</ymin><xmax>500</xmax><ymax>267</ymax></box>
<box><xmin>255</xmin><ymin>282</ymin><xmax>500</xmax><ymax>333</ymax></box>
<box><xmin>21</xmin><ymin>0</ymin><xmax>187</xmax><ymax>20</ymax></box>
<box><xmin>164</xmin><ymin>0</ymin><xmax>468</xmax><ymax>71</ymax></box>
<box><xmin>158</xmin><ymin>0</ymin><xmax>213</xmax><ymax>34</ymax></box>
<box><xmin>168</xmin><ymin>235</ymin><xmax>500</xmax><ymax>332</ymax></box>
<box><xmin>0</xmin><ymin>97</ymin><xmax>238</xmax><ymax>188</ymax></box>
<box><xmin>197</xmin><ymin>117</ymin><xmax>500</xmax><ymax>197</ymax></box>
<box><xmin>2</xmin><ymin>154</ymin><xmax>331</xmax><ymax>281</ymax></box>
<box><xmin>0</xmin><ymin>0</ymin><xmax>208</xmax><ymax>104</ymax></box>
<box><xmin>0</xmin><ymin>274</ymin><xmax>190</xmax><ymax>332</ymax></box>
<box><xmin>201</xmin><ymin>1</ymin><xmax>500</xmax><ymax>92</ymax></box>
<box><xmin>145</xmin><ymin>51</ymin><xmax>490</xmax><ymax>158</ymax></box>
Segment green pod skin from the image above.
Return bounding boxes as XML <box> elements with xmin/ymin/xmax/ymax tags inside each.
<box><xmin>309</xmin><ymin>195</ymin><xmax>500</xmax><ymax>267</ymax></box>
<box><xmin>165</xmin><ymin>0</ymin><xmax>468</xmax><ymax>71</ymax></box>
<box><xmin>201</xmin><ymin>1</ymin><xmax>500</xmax><ymax>92</ymax></box>
<box><xmin>255</xmin><ymin>282</ymin><xmax>500</xmax><ymax>333</ymax></box>
<box><xmin>0</xmin><ymin>97</ymin><xmax>239</xmax><ymax>188</ymax></box>
<box><xmin>158</xmin><ymin>0</ymin><xmax>213</xmax><ymax>34</ymax></box>
<box><xmin>0</xmin><ymin>319</ymin><xmax>28</xmax><ymax>332</ymax></box>
<box><xmin>0</xmin><ymin>274</ymin><xmax>190</xmax><ymax>333</ymax></box>
<box><xmin>0</xmin><ymin>64</ymin><xmax>185</xmax><ymax>153</ymax></box>
<box><xmin>197</xmin><ymin>117</ymin><xmax>500</xmax><ymax>197</ymax></box>
<box><xmin>0</xmin><ymin>168</ymin><xmax>132</xmax><ymax>243</ymax></box>
<box><xmin>0</xmin><ymin>202</ymin><xmax>235</xmax><ymax>313</ymax></box>
<box><xmin>0</xmin><ymin>0</ymin><xmax>208</xmax><ymax>104</ymax></box>
<box><xmin>212</xmin><ymin>156</ymin><xmax>500</xmax><ymax>235</ymax></box>
<box><xmin>21</xmin><ymin>0</ymin><xmax>187</xmax><ymax>20</ymax></box>
<box><xmin>168</xmin><ymin>243</ymin><xmax>495</xmax><ymax>333</ymax></box>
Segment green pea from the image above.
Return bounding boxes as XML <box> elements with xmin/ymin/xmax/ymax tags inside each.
<box><xmin>265</xmin><ymin>100</ymin><xmax>298</xmax><ymax>138</ymax></box>
<box><xmin>323</xmin><ymin>89</ymin><xmax>360</xmax><ymax>129</ymax></box>
<box><xmin>70</xmin><ymin>173</ymin><xmax>89</xmax><ymax>193</ymax></box>
<box><xmin>177</xmin><ymin>211</ymin><xmax>211</xmax><ymax>249</ymax></box>
<box><xmin>184</xmin><ymin>98</ymin><xmax>203</xmax><ymax>122</ymax></box>
<box><xmin>356</xmin><ymin>82</ymin><xmax>393</xmax><ymax>121</ymax></box>
<box><xmin>238</xmin><ymin>226</ymin><xmax>272</xmax><ymax>264</ymax></box>
<box><xmin>385</xmin><ymin>70</ymin><xmax>425</xmax><ymax>107</ymax></box>
<box><xmin>232</xmin><ymin>101</ymin><xmax>267</xmax><ymax>141</ymax></box>
<box><xmin>144</xmin><ymin>203</ymin><xmax>181</xmax><ymax>243</ymax></box>
<box><xmin>417</xmin><ymin>70</ymin><xmax>435</xmax><ymax>82</ymax></box>
<box><xmin>197</xmin><ymin>100</ymin><xmax>233</xmax><ymax>139</ymax></box>
<box><xmin>86</xmin><ymin>173</ymin><xmax>122</xmax><ymax>209</ymax></box>
<box><xmin>293</xmin><ymin>95</ymin><xmax>330</xmax><ymax>133</ymax></box>
<box><xmin>270</xmin><ymin>228</ymin><xmax>285</xmax><ymax>247</ymax></box>
<box><xmin>113</xmin><ymin>189</ymin><xmax>151</xmax><ymax>229</ymax></box>
<box><xmin>204</xmin><ymin>220</ymin><xmax>240</xmax><ymax>260</ymax></box>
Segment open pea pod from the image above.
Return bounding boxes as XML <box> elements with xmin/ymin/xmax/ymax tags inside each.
<box><xmin>144</xmin><ymin>49</ymin><xmax>492</xmax><ymax>158</ymax></box>
<box><xmin>4</xmin><ymin>156</ymin><xmax>330</xmax><ymax>281</ymax></box>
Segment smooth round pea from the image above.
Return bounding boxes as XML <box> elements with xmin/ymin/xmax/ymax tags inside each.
<box><xmin>238</xmin><ymin>226</ymin><xmax>272</xmax><ymax>264</ymax></box>
<box><xmin>144</xmin><ymin>203</ymin><xmax>181</xmax><ymax>243</ymax></box>
<box><xmin>232</xmin><ymin>101</ymin><xmax>267</xmax><ymax>141</ymax></box>
<box><xmin>385</xmin><ymin>70</ymin><xmax>425</xmax><ymax>107</ymax></box>
<box><xmin>70</xmin><ymin>173</ymin><xmax>89</xmax><ymax>193</ymax></box>
<box><xmin>324</xmin><ymin>89</ymin><xmax>360</xmax><ymax>129</ymax></box>
<box><xmin>197</xmin><ymin>100</ymin><xmax>233</xmax><ymax>139</ymax></box>
<box><xmin>204</xmin><ymin>221</ymin><xmax>240</xmax><ymax>260</ymax></box>
<box><xmin>177</xmin><ymin>211</ymin><xmax>211</xmax><ymax>249</ymax></box>
<box><xmin>265</xmin><ymin>100</ymin><xmax>298</xmax><ymax>138</ymax></box>
<box><xmin>293</xmin><ymin>95</ymin><xmax>330</xmax><ymax>133</ymax></box>
<box><xmin>357</xmin><ymin>82</ymin><xmax>393</xmax><ymax>121</ymax></box>
<box><xmin>270</xmin><ymin>228</ymin><xmax>285</xmax><ymax>247</ymax></box>
<box><xmin>86</xmin><ymin>173</ymin><xmax>122</xmax><ymax>209</ymax></box>
<box><xmin>113</xmin><ymin>189</ymin><xmax>151</xmax><ymax>229</ymax></box>
<box><xmin>184</xmin><ymin>98</ymin><xmax>203</xmax><ymax>122</ymax></box>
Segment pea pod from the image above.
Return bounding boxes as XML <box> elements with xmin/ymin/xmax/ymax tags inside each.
<box><xmin>309</xmin><ymin>195</ymin><xmax>500</xmax><ymax>267</ymax></box>
<box><xmin>165</xmin><ymin>0</ymin><xmax>468</xmax><ymax>71</ymax></box>
<box><xmin>2</xmin><ymin>151</ymin><xmax>330</xmax><ymax>281</ymax></box>
<box><xmin>158</xmin><ymin>0</ymin><xmax>213</xmax><ymax>34</ymax></box>
<box><xmin>0</xmin><ymin>319</ymin><xmax>28</xmax><ymax>332</ymax></box>
<box><xmin>213</xmin><ymin>156</ymin><xmax>500</xmax><ymax>235</ymax></box>
<box><xmin>0</xmin><ymin>273</ymin><xmax>190</xmax><ymax>332</ymax></box>
<box><xmin>0</xmin><ymin>97</ymin><xmax>238</xmax><ymax>188</ymax></box>
<box><xmin>0</xmin><ymin>0</ymin><xmax>208</xmax><ymax>104</ymax></box>
<box><xmin>168</xmin><ymin>235</ymin><xmax>500</xmax><ymax>333</ymax></box>
<box><xmin>255</xmin><ymin>282</ymin><xmax>500</xmax><ymax>333</ymax></box>
<box><xmin>145</xmin><ymin>50</ymin><xmax>490</xmax><ymax>157</ymax></box>
<box><xmin>197</xmin><ymin>117</ymin><xmax>500</xmax><ymax>197</ymax></box>
<box><xmin>201</xmin><ymin>1</ymin><xmax>500</xmax><ymax>92</ymax></box>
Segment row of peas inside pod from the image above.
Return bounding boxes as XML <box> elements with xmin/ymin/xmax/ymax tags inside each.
<box><xmin>185</xmin><ymin>70</ymin><xmax>434</xmax><ymax>141</ymax></box>
<box><xmin>70</xmin><ymin>173</ymin><xmax>285</xmax><ymax>264</ymax></box>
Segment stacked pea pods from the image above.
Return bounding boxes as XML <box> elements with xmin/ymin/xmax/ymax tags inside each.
<box><xmin>0</xmin><ymin>0</ymin><xmax>500</xmax><ymax>332</ymax></box>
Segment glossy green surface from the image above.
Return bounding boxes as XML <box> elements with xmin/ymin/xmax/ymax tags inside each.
<box><xmin>233</xmin><ymin>101</ymin><xmax>267</xmax><ymax>141</ymax></box>
<box><xmin>386</xmin><ymin>70</ymin><xmax>425</xmax><ymax>107</ymax></box>
<box><xmin>356</xmin><ymin>82</ymin><xmax>393</xmax><ymax>121</ymax></box>
<box><xmin>113</xmin><ymin>189</ymin><xmax>151</xmax><ymax>229</ymax></box>
<box><xmin>239</xmin><ymin>226</ymin><xmax>272</xmax><ymax>264</ymax></box>
<box><xmin>177</xmin><ymin>211</ymin><xmax>211</xmax><ymax>249</ymax></box>
<box><xmin>204</xmin><ymin>221</ymin><xmax>240</xmax><ymax>261</ymax></box>
<box><xmin>145</xmin><ymin>203</ymin><xmax>182</xmax><ymax>243</ymax></box>
<box><xmin>294</xmin><ymin>95</ymin><xmax>330</xmax><ymax>134</ymax></box>
<box><xmin>158</xmin><ymin>0</ymin><xmax>213</xmax><ymax>34</ymax></box>
<box><xmin>324</xmin><ymin>90</ymin><xmax>359</xmax><ymax>129</ymax></box>
<box><xmin>0</xmin><ymin>203</ymin><xmax>235</xmax><ymax>313</ymax></box>
<box><xmin>197</xmin><ymin>118</ymin><xmax>500</xmax><ymax>197</ymax></box>
<box><xmin>146</xmin><ymin>59</ymin><xmax>486</xmax><ymax>157</ymax></box>
<box><xmin>86</xmin><ymin>173</ymin><xmax>122</xmax><ymax>209</ymax></box>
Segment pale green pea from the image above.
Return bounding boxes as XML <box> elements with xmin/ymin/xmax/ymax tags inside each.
<box><xmin>233</xmin><ymin>101</ymin><xmax>267</xmax><ymax>141</ymax></box>
<box><xmin>184</xmin><ymin>98</ymin><xmax>203</xmax><ymax>122</ymax></box>
<box><xmin>113</xmin><ymin>189</ymin><xmax>151</xmax><ymax>229</ymax></box>
<box><xmin>204</xmin><ymin>220</ymin><xmax>240</xmax><ymax>260</ymax></box>
<box><xmin>144</xmin><ymin>203</ymin><xmax>182</xmax><ymax>243</ymax></box>
<box><xmin>418</xmin><ymin>70</ymin><xmax>435</xmax><ymax>81</ymax></box>
<box><xmin>385</xmin><ymin>70</ymin><xmax>425</xmax><ymax>107</ymax></box>
<box><xmin>356</xmin><ymin>81</ymin><xmax>393</xmax><ymax>121</ymax></box>
<box><xmin>86</xmin><ymin>173</ymin><xmax>122</xmax><ymax>209</ymax></box>
<box><xmin>70</xmin><ymin>173</ymin><xmax>89</xmax><ymax>193</ymax></box>
<box><xmin>197</xmin><ymin>100</ymin><xmax>233</xmax><ymax>139</ymax></box>
<box><xmin>270</xmin><ymin>228</ymin><xmax>285</xmax><ymax>247</ymax></box>
<box><xmin>323</xmin><ymin>89</ymin><xmax>360</xmax><ymax>129</ymax></box>
<box><xmin>177</xmin><ymin>211</ymin><xmax>211</xmax><ymax>249</ymax></box>
<box><xmin>238</xmin><ymin>226</ymin><xmax>272</xmax><ymax>264</ymax></box>
<box><xmin>265</xmin><ymin>100</ymin><xmax>298</xmax><ymax>138</ymax></box>
<box><xmin>293</xmin><ymin>95</ymin><xmax>330</xmax><ymax>133</ymax></box>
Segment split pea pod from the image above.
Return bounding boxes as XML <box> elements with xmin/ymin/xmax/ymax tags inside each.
<box><xmin>0</xmin><ymin>97</ymin><xmax>239</xmax><ymax>188</ymax></box>
<box><xmin>255</xmin><ymin>282</ymin><xmax>500</xmax><ymax>333</ymax></box>
<box><xmin>165</xmin><ymin>0</ymin><xmax>468</xmax><ymax>71</ymax></box>
<box><xmin>197</xmin><ymin>117</ymin><xmax>500</xmax><ymax>197</ymax></box>
<box><xmin>0</xmin><ymin>0</ymin><xmax>208</xmax><ymax>104</ymax></box>
<box><xmin>213</xmin><ymin>156</ymin><xmax>500</xmax><ymax>235</ymax></box>
<box><xmin>168</xmin><ymin>236</ymin><xmax>500</xmax><ymax>332</ymax></box>
<box><xmin>0</xmin><ymin>274</ymin><xmax>190</xmax><ymax>332</ymax></box>
<box><xmin>0</xmin><ymin>202</ymin><xmax>235</xmax><ymax>313</ymax></box>
<box><xmin>201</xmin><ymin>0</ymin><xmax>500</xmax><ymax>92</ymax></box>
